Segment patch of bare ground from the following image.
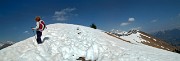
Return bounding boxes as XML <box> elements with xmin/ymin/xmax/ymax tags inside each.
<box><xmin>138</xmin><ymin>31</ymin><xmax>178</xmax><ymax>51</ymax></box>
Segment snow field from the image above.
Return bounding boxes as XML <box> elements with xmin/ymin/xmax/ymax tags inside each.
<box><xmin>0</xmin><ymin>23</ymin><xmax>180</xmax><ymax>61</ymax></box>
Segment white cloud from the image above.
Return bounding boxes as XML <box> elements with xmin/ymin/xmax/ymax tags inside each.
<box><xmin>53</xmin><ymin>8</ymin><xmax>77</xmax><ymax>21</ymax></box>
<box><xmin>128</xmin><ymin>18</ymin><xmax>135</xmax><ymax>22</ymax></box>
<box><xmin>120</xmin><ymin>17</ymin><xmax>135</xmax><ymax>26</ymax></box>
<box><xmin>131</xmin><ymin>27</ymin><xmax>142</xmax><ymax>30</ymax></box>
<box><xmin>151</xmin><ymin>20</ymin><xmax>157</xmax><ymax>23</ymax></box>
<box><xmin>24</xmin><ymin>31</ymin><xmax>30</xmax><ymax>34</ymax></box>
<box><xmin>120</xmin><ymin>22</ymin><xmax>130</xmax><ymax>26</ymax></box>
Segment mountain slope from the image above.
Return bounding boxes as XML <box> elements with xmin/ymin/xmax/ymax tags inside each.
<box><xmin>138</xmin><ymin>31</ymin><xmax>177</xmax><ymax>51</ymax></box>
<box><xmin>0</xmin><ymin>23</ymin><xmax>180</xmax><ymax>61</ymax></box>
<box><xmin>107</xmin><ymin>30</ymin><xmax>178</xmax><ymax>51</ymax></box>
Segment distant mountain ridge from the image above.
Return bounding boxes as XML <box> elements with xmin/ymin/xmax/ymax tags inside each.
<box><xmin>151</xmin><ymin>28</ymin><xmax>180</xmax><ymax>46</ymax></box>
<box><xmin>0</xmin><ymin>41</ymin><xmax>15</xmax><ymax>50</ymax></box>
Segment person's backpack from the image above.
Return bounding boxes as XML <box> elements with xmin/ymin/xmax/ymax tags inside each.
<box><xmin>39</xmin><ymin>20</ymin><xmax>46</xmax><ymax>31</ymax></box>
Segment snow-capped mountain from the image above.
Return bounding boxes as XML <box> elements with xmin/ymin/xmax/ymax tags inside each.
<box><xmin>0</xmin><ymin>23</ymin><xmax>180</xmax><ymax>61</ymax></box>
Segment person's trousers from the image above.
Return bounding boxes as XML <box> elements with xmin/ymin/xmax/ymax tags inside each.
<box><xmin>36</xmin><ymin>31</ymin><xmax>42</xmax><ymax>44</ymax></box>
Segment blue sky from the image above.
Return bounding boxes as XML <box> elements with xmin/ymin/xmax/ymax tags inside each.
<box><xmin>0</xmin><ymin>0</ymin><xmax>180</xmax><ymax>42</ymax></box>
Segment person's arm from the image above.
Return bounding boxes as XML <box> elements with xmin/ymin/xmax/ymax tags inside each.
<box><xmin>32</xmin><ymin>22</ymin><xmax>39</xmax><ymax>30</ymax></box>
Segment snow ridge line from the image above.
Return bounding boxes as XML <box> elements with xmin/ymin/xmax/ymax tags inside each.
<box><xmin>105</xmin><ymin>32</ymin><xmax>134</xmax><ymax>44</ymax></box>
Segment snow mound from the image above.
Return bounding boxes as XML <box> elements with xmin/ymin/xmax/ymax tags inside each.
<box><xmin>0</xmin><ymin>23</ymin><xmax>180</xmax><ymax>61</ymax></box>
<box><xmin>120</xmin><ymin>32</ymin><xmax>145</xmax><ymax>44</ymax></box>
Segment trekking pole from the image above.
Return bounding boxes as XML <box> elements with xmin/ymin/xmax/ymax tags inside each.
<box><xmin>32</xmin><ymin>29</ymin><xmax>38</xmax><ymax>47</ymax></box>
<box><xmin>32</xmin><ymin>30</ymin><xmax>36</xmax><ymax>40</ymax></box>
<box><xmin>31</xmin><ymin>27</ymin><xmax>36</xmax><ymax>40</ymax></box>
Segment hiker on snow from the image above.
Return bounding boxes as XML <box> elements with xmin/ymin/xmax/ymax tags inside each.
<box><xmin>32</xmin><ymin>16</ymin><xmax>46</xmax><ymax>44</ymax></box>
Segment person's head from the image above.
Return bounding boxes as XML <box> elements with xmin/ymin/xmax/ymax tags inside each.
<box><xmin>35</xmin><ymin>16</ymin><xmax>41</xmax><ymax>22</ymax></box>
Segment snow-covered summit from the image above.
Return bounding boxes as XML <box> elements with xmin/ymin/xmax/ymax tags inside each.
<box><xmin>0</xmin><ymin>23</ymin><xmax>180</xmax><ymax>61</ymax></box>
